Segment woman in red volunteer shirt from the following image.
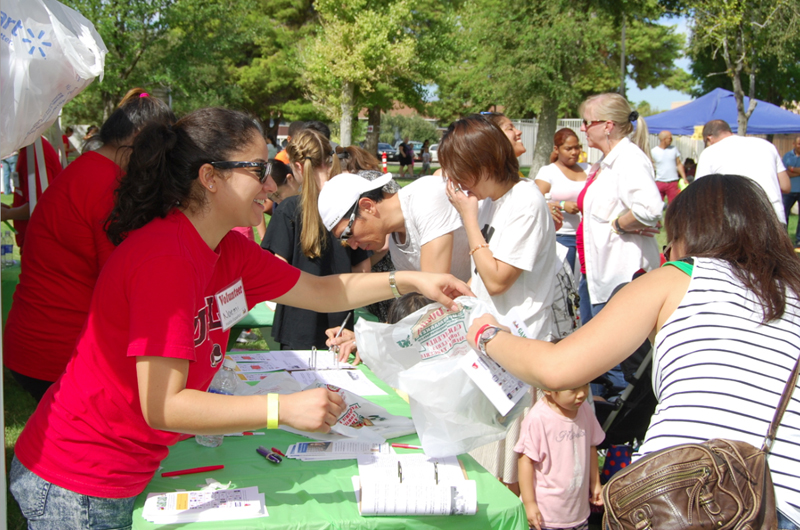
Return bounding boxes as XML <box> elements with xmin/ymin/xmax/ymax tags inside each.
<box><xmin>3</xmin><ymin>89</ymin><xmax>175</xmax><ymax>401</ymax></box>
<box><xmin>10</xmin><ymin>107</ymin><xmax>470</xmax><ymax>527</ymax></box>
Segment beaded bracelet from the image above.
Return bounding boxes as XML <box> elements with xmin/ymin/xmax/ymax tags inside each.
<box><xmin>469</xmin><ymin>244</ymin><xmax>490</xmax><ymax>256</ymax></box>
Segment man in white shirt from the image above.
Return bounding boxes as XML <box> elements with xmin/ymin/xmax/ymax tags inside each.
<box><xmin>651</xmin><ymin>130</ymin><xmax>686</xmax><ymax>204</ymax></box>
<box><xmin>318</xmin><ymin>173</ymin><xmax>471</xmax><ymax>281</ymax></box>
<box><xmin>696</xmin><ymin>120</ymin><xmax>790</xmax><ymax>222</ymax></box>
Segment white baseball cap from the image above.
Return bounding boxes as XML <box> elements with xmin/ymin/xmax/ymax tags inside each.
<box><xmin>318</xmin><ymin>172</ymin><xmax>394</xmax><ymax>231</ymax></box>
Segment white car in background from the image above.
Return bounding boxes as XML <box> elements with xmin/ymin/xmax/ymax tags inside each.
<box><xmin>429</xmin><ymin>143</ymin><xmax>439</xmax><ymax>163</ymax></box>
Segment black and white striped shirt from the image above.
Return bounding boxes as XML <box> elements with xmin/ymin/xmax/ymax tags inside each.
<box><xmin>637</xmin><ymin>257</ymin><xmax>800</xmax><ymax>524</ymax></box>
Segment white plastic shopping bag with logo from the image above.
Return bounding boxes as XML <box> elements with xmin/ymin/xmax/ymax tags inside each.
<box><xmin>356</xmin><ymin>296</ymin><xmax>531</xmax><ymax>457</ymax></box>
<box><xmin>1</xmin><ymin>0</ymin><xmax>107</xmax><ymax>158</ymax></box>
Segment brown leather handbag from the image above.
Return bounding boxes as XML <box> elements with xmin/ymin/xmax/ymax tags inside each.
<box><xmin>602</xmin><ymin>354</ymin><xmax>800</xmax><ymax>530</ymax></box>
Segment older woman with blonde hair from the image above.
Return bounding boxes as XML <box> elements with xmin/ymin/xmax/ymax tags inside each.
<box><xmin>576</xmin><ymin>92</ymin><xmax>662</xmax><ymax>322</ymax></box>
<box><xmin>262</xmin><ymin>129</ymin><xmax>370</xmax><ymax>350</ymax></box>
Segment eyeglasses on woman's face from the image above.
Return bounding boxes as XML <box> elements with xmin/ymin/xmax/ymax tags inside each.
<box><xmin>582</xmin><ymin>119</ymin><xmax>605</xmax><ymax>130</ymax></box>
<box><xmin>210</xmin><ymin>161</ymin><xmax>272</xmax><ymax>184</ymax></box>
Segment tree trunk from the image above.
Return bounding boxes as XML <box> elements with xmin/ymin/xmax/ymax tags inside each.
<box><xmin>619</xmin><ymin>14</ymin><xmax>626</xmax><ymax>98</ymax></box>
<box><xmin>531</xmin><ymin>97</ymin><xmax>558</xmax><ymax>177</ymax></box>
<box><xmin>339</xmin><ymin>81</ymin><xmax>355</xmax><ymax>147</ymax></box>
<box><xmin>365</xmin><ymin>106</ymin><xmax>381</xmax><ymax>156</ymax></box>
<box><xmin>102</xmin><ymin>92</ymin><xmax>115</xmax><ymax>122</ymax></box>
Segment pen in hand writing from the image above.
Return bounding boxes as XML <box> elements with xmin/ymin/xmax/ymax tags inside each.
<box><xmin>332</xmin><ymin>312</ymin><xmax>351</xmax><ymax>366</ymax></box>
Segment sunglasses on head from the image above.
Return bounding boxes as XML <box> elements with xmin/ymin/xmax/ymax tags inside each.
<box><xmin>210</xmin><ymin>161</ymin><xmax>272</xmax><ymax>184</ymax></box>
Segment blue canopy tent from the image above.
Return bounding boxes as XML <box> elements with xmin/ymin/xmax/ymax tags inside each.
<box><xmin>644</xmin><ymin>88</ymin><xmax>800</xmax><ymax>135</ymax></box>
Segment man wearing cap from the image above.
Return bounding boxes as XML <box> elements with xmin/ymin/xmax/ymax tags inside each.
<box><xmin>318</xmin><ymin>173</ymin><xmax>471</xmax><ymax>282</ymax></box>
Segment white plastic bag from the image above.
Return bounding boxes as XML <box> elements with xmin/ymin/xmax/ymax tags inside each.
<box><xmin>356</xmin><ymin>297</ymin><xmax>530</xmax><ymax>457</ymax></box>
<box><xmin>1</xmin><ymin>0</ymin><xmax>107</xmax><ymax>158</ymax></box>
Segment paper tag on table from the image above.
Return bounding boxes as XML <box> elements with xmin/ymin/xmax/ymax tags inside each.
<box><xmin>227</xmin><ymin>350</ymin><xmax>355</xmax><ymax>372</ymax></box>
<box><xmin>290</xmin><ymin>370</ymin><xmax>386</xmax><ymax>396</ymax></box>
<box><xmin>285</xmin><ymin>441</ymin><xmax>392</xmax><ymax>461</ymax></box>
<box><xmin>142</xmin><ymin>486</ymin><xmax>267</xmax><ymax>523</ymax></box>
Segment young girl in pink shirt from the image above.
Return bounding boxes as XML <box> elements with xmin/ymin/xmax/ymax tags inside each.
<box><xmin>514</xmin><ymin>384</ymin><xmax>604</xmax><ymax>530</ymax></box>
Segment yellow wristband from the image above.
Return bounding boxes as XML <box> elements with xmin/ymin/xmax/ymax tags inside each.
<box><xmin>267</xmin><ymin>393</ymin><xmax>279</xmax><ymax>429</ymax></box>
<box><xmin>389</xmin><ymin>271</ymin><xmax>401</xmax><ymax>298</ymax></box>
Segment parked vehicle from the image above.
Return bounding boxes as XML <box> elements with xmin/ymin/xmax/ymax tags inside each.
<box><xmin>377</xmin><ymin>143</ymin><xmax>398</xmax><ymax>162</ymax></box>
<box><xmin>429</xmin><ymin>143</ymin><xmax>439</xmax><ymax>163</ymax></box>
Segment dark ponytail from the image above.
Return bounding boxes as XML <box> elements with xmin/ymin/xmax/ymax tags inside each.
<box><xmin>105</xmin><ymin>107</ymin><xmax>262</xmax><ymax>245</ymax></box>
<box><xmin>99</xmin><ymin>88</ymin><xmax>175</xmax><ymax>146</ymax></box>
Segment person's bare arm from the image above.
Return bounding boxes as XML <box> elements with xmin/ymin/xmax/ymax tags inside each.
<box><xmin>778</xmin><ymin>170</ymin><xmax>791</xmax><ymax>194</ymax></box>
<box><xmin>676</xmin><ymin>157</ymin><xmax>686</xmax><ymax>181</ymax></box>
<box><xmin>466</xmin><ymin>266</ymin><xmax>689</xmax><ymax>390</ymax></box>
<box><xmin>518</xmin><ymin>454</ymin><xmax>543</xmax><ymax>530</ymax></box>
<box><xmin>136</xmin><ymin>356</ymin><xmax>345</xmax><ymax>434</ymax></box>
<box><xmin>273</xmin><ymin>270</ymin><xmax>472</xmax><ymax>314</ymax></box>
<box><xmin>419</xmin><ymin>232</ymin><xmax>454</xmax><ymax>274</ymax></box>
<box><xmin>0</xmin><ymin>203</ymin><xmax>29</xmax><ymax>221</ymax></box>
<box><xmin>446</xmin><ymin>180</ymin><xmax>523</xmax><ymax>294</ymax></box>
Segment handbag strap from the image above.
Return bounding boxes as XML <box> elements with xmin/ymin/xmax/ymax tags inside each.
<box><xmin>762</xmin><ymin>352</ymin><xmax>800</xmax><ymax>453</ymax></box>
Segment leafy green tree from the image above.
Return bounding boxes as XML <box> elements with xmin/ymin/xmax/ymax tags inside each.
<box><xmin>687</xmin><ymin>0</ymin><xmax>800</xmax><ymax>134</ymax></box>
<box><xmin>232</xmin><ymin>0</ymin><xmax>328</xmax><ymax>137</ymax></box>
<box><xmin>59</xmin><ymin>0</ymin><xmax>175</xmax><ymax>123</ymax></box>
<box><xmin>302</xmin><ymin>0</ymin><xmax>418</xmax><ymax>147</ymax></box>
<box><xmin>378</xmin><ymin>114</ymin><xmax>439</xmax><ymax>145</ymax></box>
<box><xmin>434</xmin><ymin>0</ymin><xmax>689</xmax><ymax>173</ymax></box>
<box><xmin>688</xmin><ymin>42</ymin><xmax>800</xmax><ymax>108</ymax></box>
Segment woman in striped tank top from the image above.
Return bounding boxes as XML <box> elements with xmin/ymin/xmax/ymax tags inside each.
<box><xmin>467</xmin><ymin>174</ymin><xmax>800</xmax><ymax>528</ymax></box>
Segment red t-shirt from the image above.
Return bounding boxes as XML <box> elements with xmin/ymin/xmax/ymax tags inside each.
<box><xmin>12</xmin><ymin>138</ymin><xmax>63</xmax><ymax>248</ymax></box>
<box><xmin>14</xmin><ymin>210</ymin><xmax>301</xmax><ymax>498</ymax></box>
<box><xmin>4</xmin><ymin>151</ymin><xmax>119</xmax><ymax>382</ymax></box>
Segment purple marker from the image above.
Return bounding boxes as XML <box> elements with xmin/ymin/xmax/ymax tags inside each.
<box><xmin>256</xmin><ymin>446</ymin><xmax>282</xmax><ymax>464</ymax></box>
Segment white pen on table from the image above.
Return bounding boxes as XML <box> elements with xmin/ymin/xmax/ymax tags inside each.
<box><xmin>331</xmin><ymin>312</ymin><xmax>351</xmax><ymax>368</ymax></box>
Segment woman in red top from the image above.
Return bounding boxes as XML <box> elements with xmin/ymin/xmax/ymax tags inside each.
<box><xmin>10</xmin><ymin>107</ymin><xmax>470</xmax><ymax>528</ymax></box>
<box><xmin>3</xmin><ymin>89</ymin><xmax>175</xmax><ymax>401</ymax></box>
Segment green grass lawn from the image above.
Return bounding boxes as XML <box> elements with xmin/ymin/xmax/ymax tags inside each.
<box><xmin>1</xmin><ymin>182</ymin><xmax>797</xmax><ymax>529</ymax></box>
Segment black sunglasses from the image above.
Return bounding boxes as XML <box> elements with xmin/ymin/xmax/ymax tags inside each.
<box><xmin>210</xmin><ymin>161</ymin><xmax>272</xmax><ymax>184</ymax></box>
<box><xmin>339</xmin><ymin>203</ymin><xmax>359</xmax><ymax>243</ymax></box>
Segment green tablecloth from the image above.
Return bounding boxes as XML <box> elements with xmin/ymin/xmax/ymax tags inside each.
<box><xmin>132</xmin><ymin>362</ymin><xmax>526</xmax><ymax>529</ymax></box>
<box><xmin>1</xmin><ymin>263</ymin><xmax>21</xmax><ymax>329</ymax></box>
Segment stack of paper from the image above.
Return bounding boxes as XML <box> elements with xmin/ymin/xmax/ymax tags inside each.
<box><xmin>142</xmin><ymin>486</ymin><xmax>267</xmax><ymax>524</ymax></box>
<box><xmin>285</xmin><ymin>441</ymin><xmax>393</xmax><ymax>461</ymax></box>
<box><xmin>354</xmin><ymin>454</ymin><xmax>477</xmax><ymax>516</ymax></box>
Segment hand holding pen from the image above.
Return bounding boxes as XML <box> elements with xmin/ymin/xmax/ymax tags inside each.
<box><xmin>324</xmin><ymin>314</ymin><xmax>361</xmax><ymax>365</ymax></box>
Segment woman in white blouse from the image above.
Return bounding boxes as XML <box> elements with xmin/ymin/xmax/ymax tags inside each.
<box><xmin>534</xmin><ymin>128</ymin><xmax>587</xmax><ymax>272</ymax></box>
<box><xmin>577</xmin><ymin>93</ymin><xmax>663</xmax><ymax>321</ymax></box>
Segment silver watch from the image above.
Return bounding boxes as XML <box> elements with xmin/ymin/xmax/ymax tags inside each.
<box><xmin>478</xmin><ymin>326</ymin><xmax>501</xmax><ymax>354</ymax></box>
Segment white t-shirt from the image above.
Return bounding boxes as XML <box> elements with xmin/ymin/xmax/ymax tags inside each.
<box><xmin>651</xmin><ymin>145</ymin><xmax>680</xmax><ymax>182</ymax></box>
<box><xmin>471</xmin><ymin>179</ymin><xmax>557</xmax><ymax>339</ymax></box>
<box><xmin>389</xmin><ymin>175</ymin><xmax>471</xmax><ymax>281</ymax></box>
<box><xmin>534</xmin><ymin>163</ymin><xmax>588</xmax><ymax>236</ymax></box>
<box><xmin>696</xmin><ymin>135</ymin><xmax>787</xmax><ymax>221</ymax></box>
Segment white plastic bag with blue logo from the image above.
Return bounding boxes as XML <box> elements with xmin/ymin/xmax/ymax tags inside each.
<box><xmin>1</xmin><ymin>0</ymin><xmax>107</xmax><ymax>158</ymax></box>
